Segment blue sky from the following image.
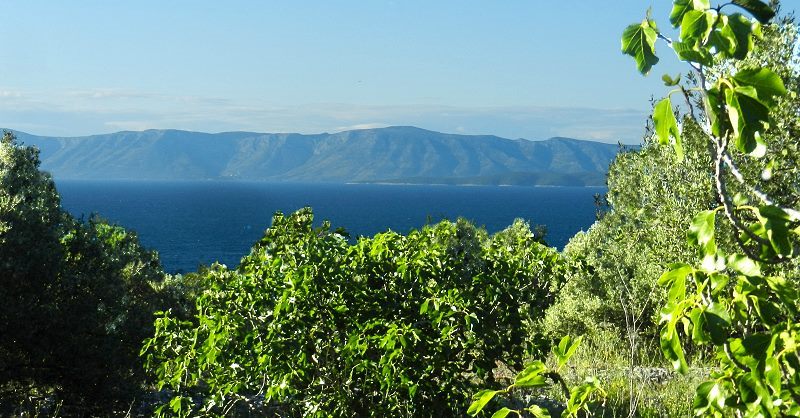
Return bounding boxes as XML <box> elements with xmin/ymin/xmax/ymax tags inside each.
<box><xmin>0</xmin><ymin>1</ymin><xmax>794</xmax><ymax>143</ymax></box>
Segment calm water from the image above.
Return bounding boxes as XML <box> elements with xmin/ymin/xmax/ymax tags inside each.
<box><xmin>56</xmin><ymin>181</ymin><xmax>604</xmax><ymax>273</ymax></box>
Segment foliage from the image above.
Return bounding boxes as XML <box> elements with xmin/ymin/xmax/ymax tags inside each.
<box><xmin>0</xmin><ymin>132</ymin><xmax>171</xmax><ymax>414</ymax></box>
<box><xmin>467</xmin><ymin>336</ymin><xmax>606</xmax><ymax>418</ymax></box>
<box><xmin>143</xmin><ymin>209</ymin><xmax>566</xmax><ymax>417</ymax></box>
<box><xmin>623</xmin><ymin>0</ymin><xmax>800</xmax><ymax>416</ymax></box>
<box><xmin>541</xmin><ymin>118</ymin><xmax>715</xmax><ymax>341</ymax></box>
<box><xmin>544</xmin><ymin>0</ymin><xmax>799</xmax><ymax>351</ymax></box>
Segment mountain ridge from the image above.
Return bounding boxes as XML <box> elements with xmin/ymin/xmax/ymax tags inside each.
<box><xmin>8</xmin><ymin>126</ymin><xmax>627</xmax><ymax>186</ymax></box>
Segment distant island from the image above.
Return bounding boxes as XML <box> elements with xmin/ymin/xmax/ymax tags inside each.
<box><xmin>10</xmin><ymin>126</ymin><xmax>629</xmax><ymax>186</ymax></box>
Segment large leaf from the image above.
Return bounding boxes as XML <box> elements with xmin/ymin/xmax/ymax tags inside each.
<box><xmin>758</xmin><ymin>205</ymin><xmax>793</xmax><ymax>257</ymax></box>
<box><xmin>681</xmin><ymin>10</ymin><xmax>715</xmax><ymax>46</ymax></box>
<box><xmin>688</xmin><ymin>210</ymin><xmax>717</xmax><ymax>256</ymax></box>
<box><xmin>659</xmin><ymin>263</ymin><xmax>694</xmax><ymax>287</ymax></box>
<box><xmin>731</xmin><ymin>0</ymin><xmax>776</xmax><ymax>23</ymax></box>
<box><xmin>725</xmin><ymin>13</ymin><xmax>756</xmax><ymax>59</ymax></box>
<box><xmin>622</xmin><ymin>19</ymin><xmax>659</xmax><ymax>75</ymax></box>
<box><xmin>727</xmin><ymin>253</ymin><xmax>761</xmax><ymax>276</ymax></box>
<box><xmin>694</xmin><ymin>381</ymin><xmax>727</xmax><ymax>414</ymax></box>
<box><xmin>733</xmin><ymin>68</ymin><xmax>787</xmax><ymax>106</ymax></box>
<box><xmin>673</xmin><ymin>41</ymin><xmax>714</xmax><ymax>66</ymax></box>
<box><xmin>526</xmin><ymin>405</ymin><xmax>552</xmax><ymax>418</ymax></box>
<box><xmin>468</xmin><ymin>389</ymin><xmax>500</xmax><ymax>416</ymax></box>
<box><xmin>653</xmin><ymin>97</ymin><xmax>684</xmax><ymax>159</ymax></box>
<box><xmin>709</xmin><ymin>24</ymin><xmax>736</xmax><ymax>57</ymax></box>
<box><xmin>514</xmin><ymin>361</ymin><xmax>548</xmax><ymax>388</ymax></box>
<box><xmin>660</xmin><ymin>327</ymin><xmax>689</xmax><ymax>374</ymax></box>
<box><xmin>491</xmin><ymin>407</ymin><xmax>513</xmax><ymax>418</ymax></box>
<box><xmin>704</xmin><ymin>302</ymin><xmax>731</xmax><ymax>344</ymax></box>
<box><xmin>670</xmin><ymin>0</ymin><xmax>711</xmax><ymax>27</ymax></box>
<box><xmin>725</xmin><ymin>88</ymin><xmax>770</xmax><ymax>155</ymax></box>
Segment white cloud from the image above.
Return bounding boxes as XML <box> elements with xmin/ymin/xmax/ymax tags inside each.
<box><xmin>332</xmin><ymin>123</ymin><xmax>389</xmax><ymax>132</ymax></box>
<box><xmin>0</xmin><ymin>89</ymin><xmax>650</xmax><ymax>143</ymax></box>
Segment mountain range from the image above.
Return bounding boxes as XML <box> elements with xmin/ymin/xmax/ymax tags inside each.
<box><xmin>10</xmin><ymin>126</ymin><xmax>626</xmax><ymax>186</ymax></box>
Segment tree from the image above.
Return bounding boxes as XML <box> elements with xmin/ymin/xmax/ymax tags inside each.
<box><xmin>0</xmin><ymin>132</ymin><xmax>171</xmax><ymax>414</ymax></box>
<box><xmin>143</xmin><ymin>210</ymin><xmax>565</xmax><ymax>417</ymax></box>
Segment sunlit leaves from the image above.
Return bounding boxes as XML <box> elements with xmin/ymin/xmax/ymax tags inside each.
<box><xmin>622</xmin><ymin>19</ymin><xmax>659</xmax><ymax>75</ymax></box>
<box><xmin>624</xmin><ymin>1</ymin><xmax>800</xmax><ymax>416</ymax></box>
<box><xmin>553</xmin><ymin>335</ymin><xmax>582</xmax><ymax>371</ymax></box>
<box><xmin>732</xmin><ymin>68</ymin><xmax>787</xmax><ymax>106</ymax></box>
<box><xmin>670</xmin><ymin>0</ymin><xmax>711</xmax><ymax>27</ymax></box>
<box><xmin>144</xmin><ymin>210</ymin><xmax>566</xmax><ymax>416</ymax></box>
<box><xmin>725</xmin><ymin>13</ymin><xmax>758</xmax><ymax>59</ymax></box>
<box><xmin>467</xmin><ymin>389</ymin><xmax>500</xmax><ymax>416</ymax></box>
<box><xmin>652</xmin><ymin>97</ymin><xmax>684</xmax><ymax>159</ymax></box>
<box><xmin>681</xmin><ymin>10</ymin><xmax>716</xmax><ymax>47</ymax></box>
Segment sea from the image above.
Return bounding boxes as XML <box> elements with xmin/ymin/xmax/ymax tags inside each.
<box><xmin>56</xmin><ymin>181</ymin><xmax>605</xmax><ymax>274</ymax></box>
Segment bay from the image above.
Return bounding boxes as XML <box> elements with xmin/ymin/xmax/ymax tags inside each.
<box><xmin>56</xmin><ymin>180</ymin><xmax>604</xmax><ymax>273</ymax></box>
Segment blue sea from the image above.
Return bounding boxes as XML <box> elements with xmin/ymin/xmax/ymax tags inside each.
<box><xmin>56</xmin><ymin>181</ymin><xmax>605</xmax><ymax>273</ymax></box>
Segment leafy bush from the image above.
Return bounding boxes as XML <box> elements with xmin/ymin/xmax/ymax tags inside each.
<box><xmin>0</xmin><ymin>132</ymin><xmax>171</xmax><ymax>414</ymax></box>
<box><xmin>143</xmin><ymin>209</ymin><xmax>566</xmax><ymax>417</ymax></box>
<box><xmin>542</xmin><ymin>121</ymin><xmax>713</xmax><ymax>341</ymax></box>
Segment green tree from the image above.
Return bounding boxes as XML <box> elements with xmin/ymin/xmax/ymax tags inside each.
<box><xmin>143</xmin><ymin>209</ymin><xmax>565</xmax><ymax>417</ymax></box>
<box><xmin>0</xmin><ymin>132</ymin><xmax>171</xmax><ymax>414</ymax></box>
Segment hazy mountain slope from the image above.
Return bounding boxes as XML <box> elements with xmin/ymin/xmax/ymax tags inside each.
<box><xmin>11</xmin><ymin>126</ymin><xmax>625</xmax><ymax>186</ymax></box>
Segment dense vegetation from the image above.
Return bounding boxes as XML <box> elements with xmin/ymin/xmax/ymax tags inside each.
<box><xmin>1</xmin><ymin>0</ymin><xmax>799</xmax><ymax>416</ymax></box>
<box><xmin>0</xmin><ymin>131</ymin><xmax>181</xmax><ymax>415</ymax></box>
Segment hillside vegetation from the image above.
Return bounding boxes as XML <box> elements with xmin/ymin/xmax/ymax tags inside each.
<box><xmin>1</xmin><ymin>1</ymin><xmax>799</xmax><ymax>417</ymax></box>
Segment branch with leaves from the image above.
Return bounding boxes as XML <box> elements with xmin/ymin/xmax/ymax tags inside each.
<box><xmin>623</xmin><ymin>0</ymin><xmax>800</xmax><ymax>416</ymax></box>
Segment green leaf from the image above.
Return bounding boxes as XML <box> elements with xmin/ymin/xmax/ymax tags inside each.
<box><xmin>554</xmin><ymin>335</ymin><xmax>582</xmax><ymax>370</ymax></box>
<box><xmin>725</xmin><ymin>87</ymin><xmax>770</xmax><ymax>156</ymax></box>
<box><xmin>736</xmin><ymin>373</ymin><xmax>761</xmax><ymax>404</ymax></box>
<box><xmin>765</xmin><ymin>276</ymin><xmax>798</xmax><ymax>309</ymax></box>
<box><xmin>764</xmin><ymin>356</ymin><xmax>781</xmax><ymax>393</ymax></box>
<box><xmin>709</xmin><ymin>26</ymin><xmax>736</xmax><ymax>57</ymax></box>
<box><xmin>673</xmin><ymin>41</ymin><xmax>714</xmax><ymax>66</ymax></box>
<box><xmin>688</xmin><ymin>210</ymin><xmax>717</xmax><ymax>256</ymax></box>
<box><xmin>689</xmin><ymin>308</ymin><xmax>710</xmax><ymax>344</ymax></box>
<box><xmin>653</xmin><ymin>97</ymin><xmax>684</xmax><ymax>159</ymax></box>
<box><xmin>514</xmin><ymin>361</ymin><xmax>548</xmax><ymax>388</ymax></box>
<box><xmin>704</xmin><ymin>302</ymin><xmax>731</xmax><ymax>344</ymax></box>
<box><xmin>468</xmin><ymin>389</ymin><xmax>500</xmax><ymax>416</ymax></box>
<box><xmin>725</xmin><ymin>13</ymin><xmax>756</xmax><ymax>59</ymax></box>
<box><xmin>662</xmin><ymin>73</ymin><xmax>682</xmax><ymax>86</ymax></box>
<box><xmin>693</xmin><ymin>381</ymin><xmax>726</xmax><ymax>414</ymax></box>
<box><xmin>622</xmin><ymin>19</ymin><xmax>659</xmax><ymax>75</ymax></box>
<box><xmin>660</xmin><ymin>325</ymin><xmax>689</xmax><ymax>374</ymax></box>
<box><xmin>758</xmin><ymin>206</ymin><xmax>793</xmax><ymax>257</ymax></box>
<box><xmin>526</xmin><ymin>405</ymin><xmax>551</xmax><ymax>418</ymax></box>
<box><xmin>659</xmin><ymin>263</ymin><xmax>694</xmax><ymax>287</ymax></box>
<box><xmin>733</xmin><ymin>68</ymin><xmax>787</xmax><ymax>106</ymax></box>
<box><xmin>727</xmin><ymin>254</ymin><xmax>761</xmax><ymax>276</ymax></box>
<box><xmin>491</xmin><ymin>407</ymin><xmax>513</xmax><ymax>418</ymax></box>
<box><xmin>670</xmin><ymin>0</ymin><xmax>711</xmax><ymax>27</ymax></box>
<box><xmin>731</xmin><ymin>0</ymin><xmax>776</xmax><ymax>23</ymax></box>
<box><xmin>680</xmin><ymin>10</ymin><xmax>715</xmax><ymax>46</ymax></box>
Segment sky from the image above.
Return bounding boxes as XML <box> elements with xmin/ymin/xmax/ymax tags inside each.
<box><xmin>0</xmin><ymin>1</ymin><xmax>795</xmax><ymax>143</ymax></box>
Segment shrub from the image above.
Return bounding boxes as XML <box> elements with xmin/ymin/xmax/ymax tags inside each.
<box><xmin>143</xmin><ymin>209</ymin><xmax>566</xmax><ymax>417</ymax></box>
